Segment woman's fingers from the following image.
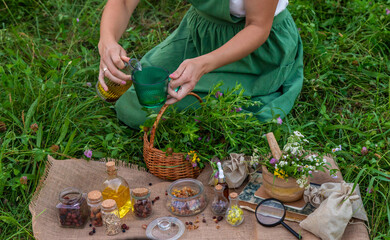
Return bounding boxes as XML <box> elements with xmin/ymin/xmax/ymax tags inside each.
<box><xmin>104</xmin><ymin>58</ymin><xmax>130</xmax><ymax>80</ymax></box>
<box><xmin>104</xmin><ymin>66</ymin><xmax>127</xmax><ymax>85</ymax></box>
<box><xmin>98</xmin><ymin>68</ymin><xmax>108</xmax><ymax>91</ymax></box>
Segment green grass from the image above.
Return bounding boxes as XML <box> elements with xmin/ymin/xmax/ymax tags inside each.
<box><xmin>0</xmin><ymin>0</ymin><xmax>389</xmax><ymax>238</ymax></box>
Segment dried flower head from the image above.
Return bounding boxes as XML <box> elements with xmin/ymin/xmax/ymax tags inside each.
<box><xmin>20</xmin><ymin>176</ymin><xmax>28</xmax><ymax>185</ymax></box>
<box><xmin>30</xmin><ymin>123</ymin><xmax>38</xmax><ymax>133</ymax></box>
<box><xmin>84</xmin><ymin>150</ymin><xmax>92</xmax><ymax>158</ymax></box>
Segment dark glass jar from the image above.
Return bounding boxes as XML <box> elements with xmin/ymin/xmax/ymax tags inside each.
<box><xmin>56</xmin><ymin>187</ymin><xmax>89</xmax><ymax>228</ymax></box>
<box><xmin>131</xmin><ymin>188</ymin><xmax>152</xmax><ymax>219</ymax></box>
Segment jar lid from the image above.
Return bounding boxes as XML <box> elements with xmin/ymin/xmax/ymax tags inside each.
<box><xmin>215</xmin><ymin>184</ymin><xmax>223</xmax><ymax>191</ymax></box>
<box><xmin>87</xmin><ymin>190</ymin><xmax>102</xmax><ymax>201</ymax></box>
<box><xmin>102</xmin><ymin>199</ymin><xmax>116</xmax><ymax>209</ymax></box>
<box><xmin>106</xmin><ymin>161</ymin><xmax>116</xmax><ymax>171</ymax></box>
<box><xmin>229</xmin><ymin>192</ymin><xmax>238</xmax><ymax>199</ymax></box>
<box><xmin>132</xmin><ymin>188</ymin><xmax>149</xmax><ymax>197</ymax></box>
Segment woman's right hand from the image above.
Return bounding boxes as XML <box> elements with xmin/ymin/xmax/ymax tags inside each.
<box><xmin>98</xmin><ymin>41</ymin><xmax>131</xmax><ymax>91</ymax></box>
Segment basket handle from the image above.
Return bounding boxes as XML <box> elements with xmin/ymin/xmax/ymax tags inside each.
<box><xmin>266</xmin><ymin>132</ymin><xmax>282</xmax><ymax>159</ymax></box>
<box><xmin>149</xmin><ymin>92</ymin><xmax>203</xmax><ymax>147</ymax></box>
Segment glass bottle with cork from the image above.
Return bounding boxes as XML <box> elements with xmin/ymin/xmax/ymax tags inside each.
<box><xmin>56</xmin><ymin>187</ymin><xmax>89</xmax><ymax>228</ymax></box>
<box><xmin>102</xmin><ymin>161</ymin><xmax>133</xmax><ymax>218</ymax></box>
<box><xmin>217</xmin><ymin>162</ymin><xmax>229</xmax><ymax>200</ymax></box>
<box><xmin>87</xmin><ymin>190</ymin><xmax>103</xmax><ymax>227</ymax></box>
<box><xmin>226</xmin><ymin>192</ymin><xmax>244</xmax><ymax>226</ymax></box>
<box><xmin>131</xmin><ymin>188</ymin><xmax>153</xmax><ymax>219</ymax></box>
<box><xmin>211</xmin><ymin>184</ymin><xmax>229</xmax><ymax>216</ymax></box>
<box><xmin>101</xmin><ymin>199</ymin><xmax>121</xmax><ymax>236</ymax></box>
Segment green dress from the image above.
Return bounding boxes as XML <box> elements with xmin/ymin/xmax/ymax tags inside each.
<box><xmin>116</xmin><ymin>0</ymin><xmax>303</xmax><ymax>129</ymax></box>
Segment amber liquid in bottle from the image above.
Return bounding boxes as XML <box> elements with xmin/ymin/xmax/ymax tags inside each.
<box><xmin>102</xmin><ymin>162</ymin><xmax>133</xmax><ymax>218</ymax></box>
<box><xmin>96</xmin><ymin>78</ymin><xmax>132</xmax><ymax>102</ymax></box>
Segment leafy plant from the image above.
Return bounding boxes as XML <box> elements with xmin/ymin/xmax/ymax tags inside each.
<box><xmin>262</xmin><ymin>131</ymin><xmax>338</xmax><ymax>188</ymax></box>
<box><xmin>142</xmin><ymin>83</ymin><xmax>272</xmax><ymax>169</ymax></box>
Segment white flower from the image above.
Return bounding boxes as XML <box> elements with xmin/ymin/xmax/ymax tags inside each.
<box><xmin>315</xmin><ymin>163</ymin><xmax>319</xmax><ymax>166</ymax></box>
<box><xmin>323</xmin><ymin>158</ymin><xmax>327</xmax><ymax>162</ymax></box>
<box><xmin>292</xmin><ymin>161</ymin><xmax>295</xmax><ymax>165</ymax></box>
<box><xmin>294</xmin><ymin>131</ymin><xmax>304</xmax><ymax>138</ymax></box>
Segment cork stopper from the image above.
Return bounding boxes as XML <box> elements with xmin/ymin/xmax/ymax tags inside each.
<box><xmin>229</xmin><ymin>192</ymin><xmax>238</xmax><ymax>199</ymax></box>
<box><xmin>88</xmin><ymin>190</ymin><xmax>102</xmax><ymax>201</ymax></box>
<box><xmin>215</xmin><ymin>184</ymin><xmax>223</xmax><ymax>191</ymax></box>
<box><xmin>106</xmin><ymin>161</ymin><xmax>116</xmax><ymax>171</ymax></box>
<box><xmin>132</xmin><ymin>188</ymin><xmax>149</xmax><ymax>197</ymax></box>
<box><xmin>102</xmin><ymin>199</ymin><xmax>116</xmax><ymax>209</ymax></box>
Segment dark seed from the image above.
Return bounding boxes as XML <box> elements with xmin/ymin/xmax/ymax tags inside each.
<box><xmin>213</xmin><ymin>216</ymin><xmax>216</xmax><ymax>219</ymax></box>
<box><xmin>165</xmin><ymin>191</ymin><xmax>168</xmax><ymax>196</ymax></box>
<box><xmin>202</xmin><ymin>219</ymin><xmax>206</xmax><ymax>223</ymax></box>
<box><xmin>217</xmin><ymin>216</ymin><xmax>223</xmax><ymax>221</ymax></box>
<box><xmin>92</xmin><ymin>229</ymin><xmax>96</xmax><ymax>233</ymax></box>
<box><xmin>126</xmin><ymin>226</ymin><xmax>130</xmax><ymax>230</ymax></box>
<box><xmin>155</xmin><ymin>196</ymin><xmax>160</xmax><ymax>200</ymax></box>
<box><xmin>89</xmin><ymin>223</ymin><xmax>92</xmax><ymax>227</ymax></box>
<box><xmin>122</xmin><ymin>224</ymin><xmax>127</xmax><ymax>229</ymax></box>
<box><xmin>152</xmin><ymin>200</ymin><xmax>155</xmax><ymax>205</ymax></box>
<box><xmin>122</xmin><ymin>229</ymin><xmax>126</xmax><ymax>233</ymax></box>
<box><xmin>89</xmin><ymin>231</ymin><xmax>94</xmax><ymax>236</ymax></box>
<box><xmin>189</xmin><ymin>222</ymin><xmax>193</xmax><ymax>225</ymax></box>
<box><xmin>149</xmin><ymin>183</ymin><xmax>152</xmax><ymax>186</ymax></box>
<box><xmin>185</xmin><ymin>222</ymin><xmax>189</xmax><ymax>225</ymax></box>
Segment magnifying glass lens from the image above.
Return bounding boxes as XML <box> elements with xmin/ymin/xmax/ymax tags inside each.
<box><xmin>256</xmin><ymin>199</ymin><xmax>285</xmax><ymax>225</ymax></box>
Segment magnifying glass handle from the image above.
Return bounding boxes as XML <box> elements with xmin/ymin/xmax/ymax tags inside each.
<box><xmin>281</xmin><ymin>221</ymin><xmax>302</xmax><ymax>239</ymax></box>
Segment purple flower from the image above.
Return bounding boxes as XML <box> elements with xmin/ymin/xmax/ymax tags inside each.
<box><xmin>361</xmin><ymin>146</ymin><xmax>368</xmax><ymax>155</ymax></box>
<box><xmin>297</xmin><ymin>27</ymin><xmax>301</xmax><ymax>31</ymax></box>
<box><xmin>198</xmin><ymin>137</ymin><xmax>202</xmax><ymax>141</ymax></box>
<box><xmin>386</xmin><ymin>8</ymin><xmax>390</xmax><ymax>15</ymax></box>
<box><xmin>269</xmin><ymin>158</ymin><xmax>278</xmax><ymax>165</ymax></box>
<box><xmin>277</xmin><ymin>117</ymin><xmax>283</xmax><ymax>125</ymax></box>
<box><xmin>297</xmin><ymin>166</ymin><xmax>303</xmax><ymax>172</ymax></box>
<box><xmin>215</xmin><ymin>91</ymin><xmax>223</xmax><ymax>98</ymax></box>
<box><xmin>186</xmin><ymin>155</ymin><xmax>190</xmax><ymax>161</ymax></box>
<box><xmin>162</xmin><ymin>117</ymin><xmax>167</xmax><ymax>121</ymax></box>
<box><xmin>84</xmin><ymin>150</ymin><xmax>92</xmax><ymax>158</ymax></box>
<box><xmin>366</xmin><ymin>188</ymin><xmax>373</xmax><ymax>193</ymax></box>
<box><xmin>76</xmin><ymin>18</ymin><xmax>79</xmax><ymax>22</ymax></box>
<box><xmin>331</xmin><ymin>174</ymin><xmax>338</xmax><ymax>179</ymax></box>
<box><xmin>235</xmin><ymin>107</ymin><xmax>242</xmax><ymax>112</ymax></box>
<box><xmin>194</xmin><ymin>119</ymin><xmax>200</xmax><ymax>123</ymax></box>
<box><xmin>86</xmin><ymin>82</ymin><xmax>92</xmax><ymax>87</ymax></box>
<box><xmin>192</xmin><ymin>162</ymin><xmax>197</xmax><ymax>168</ymax></box>
<box><xmin>20</xmin><ymin>176</ymin><xmax>28</xmax><ymax>185</ymax></box>
<box><xmin>308</xmin><ymin>170</ymin><xmax>312</xmax><ymax>174</ymax></box>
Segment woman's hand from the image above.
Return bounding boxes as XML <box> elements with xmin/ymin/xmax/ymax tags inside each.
<box><xmin>98</xmin><ymin>41</ymin><xmax>131</xmax><ymax>91</ymax></box>
<box><xmin>166</xmin><ymin>57</ymin><xmax>209</xmax><ymax>104</ymax></box>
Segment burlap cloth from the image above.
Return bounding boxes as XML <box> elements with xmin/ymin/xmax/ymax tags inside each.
<box><xmin>29</xmin><ymin>156</ymin><xmax>369</xmax><ymax>240</ymax></box>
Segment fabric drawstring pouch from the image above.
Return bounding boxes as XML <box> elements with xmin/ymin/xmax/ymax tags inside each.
<box><xmin>222</xmin><ymin>153</ymin><xmax>248</xmax><ymax>188</ymax></box>
<box><xmin>299</xmin><ymin>181</ymin><xmax>362</xmax><ymax>240</ymax></box>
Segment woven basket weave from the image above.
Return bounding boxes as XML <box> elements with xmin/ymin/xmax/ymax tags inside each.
<box><xmin>143</xmin><ymin>92</ymin><xmax>203</xmax><ymax>181</ymax></box>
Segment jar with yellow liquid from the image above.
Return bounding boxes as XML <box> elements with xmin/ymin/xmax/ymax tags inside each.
<box><xmin>102</xmin><ymin>162</ymin><xmax>133</xmax><ymax>218</ymax></box>
<box><xmin>96</xmin><ymin>59</ymin><xmax>141</xmax><ymax>103</ymax></box>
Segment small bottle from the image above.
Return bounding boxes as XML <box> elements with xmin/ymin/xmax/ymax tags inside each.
<box><xmin>101</xmin><ymin>199</ymin><xmax>121</xmax><ymax>236</ymax></box>
<box><xmin>217</xmin><ymin>162</ymin><xmax>229</xmax><ymax>200</ymax></box>
<box><xmin>56</xmin><ymin>187</ymin><xmax>89</xmax><ymax>228</ymax></box>
<box><xmin>87</xmin><ymin>190</ymin><xmax>103</xmax><ymax>227</ymax></box>
<box><xmin>131</xmin><ymin>188</ymin><xmax>153</xmax><ymax>219</ymax></box>
<box><xmin>102</xmin><ymin>161</ymin><xmax>133</xmax><ymax>218</ymax></box>
<box><xmin>226</xmin><ymin>192</ymin><xmax>244</xmax><ymax>227</ymax></box>
<box><xmin>211</xmin><ymin>184</ymin><xmax>229</xmax><ymax>216</ymax></box>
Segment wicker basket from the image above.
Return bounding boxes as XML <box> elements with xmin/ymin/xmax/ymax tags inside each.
<box><xmin>143</xmin><ymin>92</ymin><xmax>203</xmax><ymax>181</ymax></box>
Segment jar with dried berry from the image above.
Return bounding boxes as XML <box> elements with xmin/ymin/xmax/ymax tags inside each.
<box><xmin>56</xmin><ymin>187</ymin><xmax>89</xmax><ymax>228</ymax></box>
<box><xmin>87</xmin><ymin>190</ymin><xmax>103</xmax><ymax>227</ymax></box>
<box><xmin>101</xmin><ymin>199</ymin><xmax>121</xmax><ymax>236</ymax></box>
<box><xmin>211</xmin><ymin>184</ymin><xmax>229</xmax><ymax>216</ymax></box>
<box><xmin>131</xmin><ymin>188</ymin><xmax>152</xmax><ymax>219</ymax></box>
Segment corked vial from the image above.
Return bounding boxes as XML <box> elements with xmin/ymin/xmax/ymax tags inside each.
<box><xmin>101</xmin><ymin>199</ymin><xmax>121</xmax><ymax>236</ymax></box>
<box><xmin>131</xmin><ymin>188</ymin><xmax>152</xmax><ymax>219</ymax></box>
<box><xmin>87</xmin><ymin>190</ymin><xmax>103</xmax><ymax>227</ymax></box>
<box><xmin>226</xmin><ymin>192</ymin><xmax>244</xmax><ymax>227</ymax></box>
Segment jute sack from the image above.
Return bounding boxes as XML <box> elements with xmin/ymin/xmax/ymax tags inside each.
<box><xmin>304</xmin><ymin>182</ymin><xmax>368</xmax><ymax>221</ymax></box>
<box><xmin>300</xmin><ymin>181</ymin><xmax>360</xmax><ymax>240</ymax></box>
<box><xmin>222</xmin><ymin>153</ymin><xmax>248</xmax><ymax>188</ymax></box>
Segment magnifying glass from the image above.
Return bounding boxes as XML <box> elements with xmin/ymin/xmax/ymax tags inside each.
<box><xmin>255</xmin><ymin>198</ymin><xmax>302</xmax><ymax>239</ymax></box>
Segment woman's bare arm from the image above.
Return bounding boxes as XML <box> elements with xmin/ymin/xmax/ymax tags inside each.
<box><xmin>98</xmin><ymin>0</ymin><xmax>139</xmax><ymax>90</ymax></box>
<box><xmin>167</xmin><ymin>0</ymin><xmax>278</xmax><ymax>104</ymax></box>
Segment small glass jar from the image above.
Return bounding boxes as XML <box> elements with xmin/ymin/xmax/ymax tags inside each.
<box><xmin>225</xmin><ymin>192</ymin><xmax>244</xmax><ymax>227</ymax></box>
<box><xmin>101</xmin><ymin>199</ymin><xmax>121</xmax><ymax>236</ymax></box>
<box><xmin>87</xmin><ymin>190</ymin><xmax>103</xmax><ymax>227</ymax></box>
<box><xmin>131</xmin><ymin>188</ymin><xmax>152</xmax><ymax>219</ymax></box>
<box><xmin>56</xmin><ymin>187</ymin><xmax>89</xmax><ymax>228</ymax></box>
<box><xmin>211</xmin><ymin>184</ymin><xmax>229</xmax><ymax>216</ymax></box>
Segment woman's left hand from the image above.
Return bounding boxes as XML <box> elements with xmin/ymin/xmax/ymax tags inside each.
<box><xmin>166</xmin><ymin>58</ymin><xmax>208</xmax><ymax>105</ymax></box>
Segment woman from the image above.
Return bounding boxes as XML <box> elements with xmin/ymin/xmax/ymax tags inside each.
<box><xmin>98</xmin><ymin>0</ymin><xmax>303</xmax><ymax>129</ymax></box>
